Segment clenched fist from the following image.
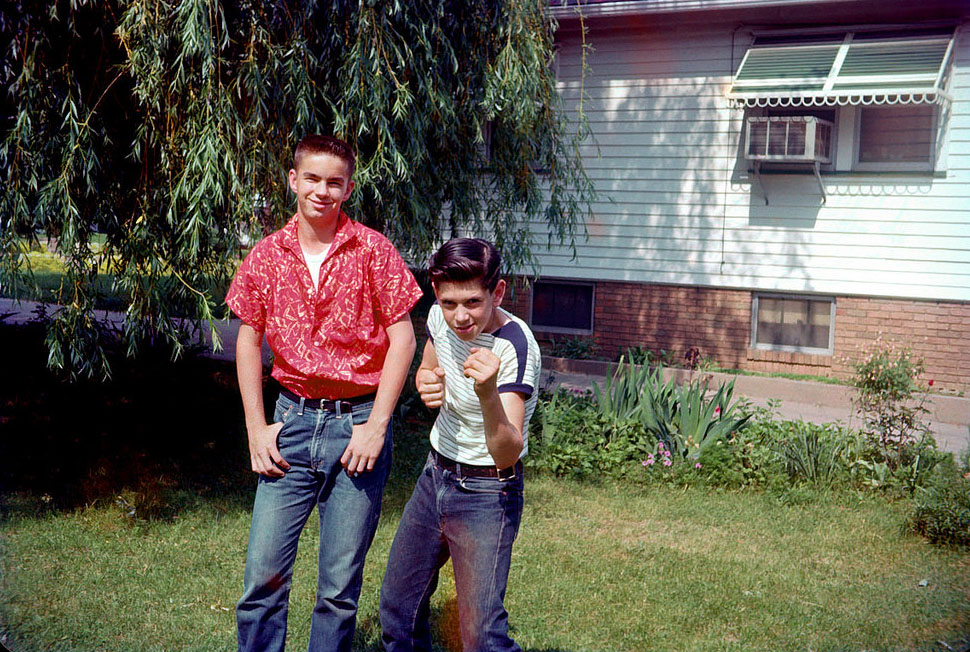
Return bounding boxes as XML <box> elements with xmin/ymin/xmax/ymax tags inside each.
<box><xmin>416</xmin><ymin>366</ymin><xmax>446</xmax><ymax>408</ymax></box>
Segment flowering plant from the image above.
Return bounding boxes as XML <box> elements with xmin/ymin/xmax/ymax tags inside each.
<box><xmin>850</xmin><ymin>338</ymin><xmax>937</xmax><ymax>486</ymax></box>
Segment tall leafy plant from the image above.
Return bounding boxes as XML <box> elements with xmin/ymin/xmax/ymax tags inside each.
<box><xmin>593</xmin><ymin>361</ymin><xmax>749</xmax><ymax>462</ymax></box>
<box><xmin>674</xmin><ymin>377</ymin><xmax>750</xmax><ymax>460</ymax></box>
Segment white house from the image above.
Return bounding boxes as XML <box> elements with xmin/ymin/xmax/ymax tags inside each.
<box><xmin>509</xmin><ymin>0</ymin><xmax>970</xmax><ymax>393</ymax></box>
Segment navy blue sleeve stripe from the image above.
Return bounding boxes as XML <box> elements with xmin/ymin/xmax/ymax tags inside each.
<box><xmin>493</xmin><ymin>321</ymin><xmax>528</xmax><ymax>387</ymax></box>
<box><xmin>498</xmin><ymin>382</ymin><xmax>534</xmax><ymax>397</ymax></box>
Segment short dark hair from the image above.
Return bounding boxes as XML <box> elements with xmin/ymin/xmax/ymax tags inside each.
<box><xmin>428</xmin><ymin>238</ymin><xmax>502</xmax><ymax>292</ymax></box>
<box><xmin>293</xmin><ymin>134</ymin><xmax>356</xmax><ymax>178</ymax></box>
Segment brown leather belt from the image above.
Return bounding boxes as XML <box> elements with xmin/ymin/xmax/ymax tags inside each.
<box><xmin>280</xmin><ymin>388</ymin><xmax>376</xmax><ymax>413</ymax></box>
<box><xmin>431</xmin><ymin>448</ymin><xmax>519</xmax><ymax>480</ymax></box>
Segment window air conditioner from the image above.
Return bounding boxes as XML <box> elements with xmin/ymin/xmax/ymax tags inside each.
<box><xmin>744</xmin><ymin>116</ymin><xmax>834</xmax><ymax>204</ymax></box>
<box><xmin>745</xmin><ymin>116</ymin><xmax>833</xmax><ymax>163</ymax></box>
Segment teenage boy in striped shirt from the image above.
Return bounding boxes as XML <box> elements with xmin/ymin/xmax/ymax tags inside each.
<box><xmin>379</xmin><ymin>238</ymin><xmax>541</xmax><ymax>652</ymax></box>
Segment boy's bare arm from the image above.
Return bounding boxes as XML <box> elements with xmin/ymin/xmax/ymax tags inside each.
<box><xmin>415</xmin><ymin>340</ymin><xmax>445</xmax><ymax>408</ymax></box>
<box><xmin>237</xmin><ymin>323</ymin><xmax>289</xmax><ymax>477</ymax></box>
<box><xmin>340</xmin><ymin>313</ymin><xmax>416</xmax><ymax>476</ymax></box>
<box><xmin>464</xmin><ymin>348</ymin><xmax>525</xmax><ymax>469</ymax></box>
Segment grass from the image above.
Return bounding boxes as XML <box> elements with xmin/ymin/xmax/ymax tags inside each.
<box><xmin>1</xmin><ymin>322</ymin><xmax>969</xmax><ymax>651</ymax></box>
<box><xmin>2</xmin><ymin>242</ymin><xmax>233</xmax><ymax>314</ymax></box>
<box><xmin>3</xmin><ymin>478</ymin><xmax>969</xmax><ymax>651</ymax></box>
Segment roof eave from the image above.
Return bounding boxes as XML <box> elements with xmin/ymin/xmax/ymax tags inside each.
<box><xmin>549</xmin><ymin>0</ymin><xmax>873</xmax><ymax>21</ymax></box>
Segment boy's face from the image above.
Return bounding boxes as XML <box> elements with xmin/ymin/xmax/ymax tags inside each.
<box><xmin>433</xmin><ymin>278</ymin><xmax>507</xmax><ymax>341</ymax></box>
<box><xmin>288</xmin><ymin>152</ymin><xmax>354</xmax><ymax>225</ymax></box>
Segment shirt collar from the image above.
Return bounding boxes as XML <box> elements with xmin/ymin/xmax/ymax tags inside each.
<box><xmin>279</xmin><ymin>211</ymin><xmax>359</xmax><ymax>257</ymax></box>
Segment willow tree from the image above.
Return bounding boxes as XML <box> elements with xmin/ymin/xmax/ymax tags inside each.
<box><xmin>0</xmin><ymin>0</ymin><xmax>593</xmax><ymax>379</ymax></box>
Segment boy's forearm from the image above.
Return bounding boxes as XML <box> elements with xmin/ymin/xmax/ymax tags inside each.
<box><xmin>478</xmin><ymin>390</ymin><xmax>524</xmax><ymax>469</ymax></box>
<box><xmin>368</xmin><ymin>317</ymin><xmax>416</xmax><ymax>428</ymax></box>
<box><xmin>236</xmin><ymin>325</ymin><xmax>268</xmax><ymax>432</ymax></box>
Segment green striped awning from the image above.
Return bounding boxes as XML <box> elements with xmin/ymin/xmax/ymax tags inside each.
<box><xmin>727</xmin><ymin>29</ymin><xmax>954</xmax><ymax>108</ymax></box>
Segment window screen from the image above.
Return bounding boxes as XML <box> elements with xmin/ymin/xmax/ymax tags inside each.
<box><xmin>754</xmin><ymin>295</ymin><xmax>833</xmax><ymax>352</ymax></box>
<box><xmin>858</xmin><ymin>104</ymin><xmax>935</xmax><ymax>164</ymax></box>
<box><xmin>531</xmin><ymin>281</ymin><xmax>594</xmax><ymax>332</ymax></box>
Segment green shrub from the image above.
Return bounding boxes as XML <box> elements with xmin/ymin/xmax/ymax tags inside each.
<box><xmin>617</xmin><ymin>346</ymin><xmax>679</xmax><ymax>367</ymax></box>
<box><xmin>527</xmin><ymin>387</ymin><xmax>652</xmax><ymax>479</ymax></box>
<box><xmin>776</xmin><ymin>421</ymin><xmax>849</xmax><ymax>488</ymax></box>
<box><xmin>550</xmin><ymin>335</ymin><xmax>599</xmax><ymax>360</ymax></box>
<box><xmin>909</xmin><ymin>472</ymin><xmax>970</xmax><ymax>547</ymax></box>
<box><xmin>851</xmin><ymin>339</ymin><xmax>932</xmax><ymax>475</ymax></box>
<box><xmin>693</xmin><ymin>401</ymin><xmax>787</xmax><ymax>491</ymax></box>
<box><xmin>592</xmin><ymin>362</ymin><xmax>749</xmax><ymax>463</ymax></box>
<box><xmin>622</xmin><ymin>345</ymin><xmax>653</xmax><ymax>366</ymax></box>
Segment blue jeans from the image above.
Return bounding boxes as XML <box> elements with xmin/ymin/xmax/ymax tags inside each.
<box><xmin>379</xmin><ymin>452</ymin><xmax>524</xmax><ymax>652</ymax></box>
<box><xmin>237</xmin><ymin>393</ymin><xmax>392</xmax><ymax>652</ymax></box>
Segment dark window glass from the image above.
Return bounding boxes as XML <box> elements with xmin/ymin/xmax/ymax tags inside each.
<box><xmin>532</xmin><ymin>282</ymin><xmax>593</xmax><ymax>331</ymax></box>
<box><xmin>756</xmin><ymin>296</ymin><xmax>832</xmax><ymax>350</ymax></box>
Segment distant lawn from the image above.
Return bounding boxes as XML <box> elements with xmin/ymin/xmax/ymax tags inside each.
<box><xmin>3</xmin><ymin>246</ymin><xmax>233</xmax><ymax>314</ymax></box>
<box><xmin>1</xmin><ymin>322</ymin><xmax>968</xmax><ymax>652</ymax></box>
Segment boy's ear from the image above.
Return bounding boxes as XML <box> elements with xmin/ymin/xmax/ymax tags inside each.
<box><xmin>492</xmin><ymin>279</ymin><xmax>507</xmax><ymax>306</ymax></box>
<box><xmin>288</xmin><ymin>168</ymin><xmax>298</xmax><ymax>193</ymax></box>
<box><xmin>341</xmin><ymin>179</ymin><xmax>355</xmax><ymax>202</ymax></box>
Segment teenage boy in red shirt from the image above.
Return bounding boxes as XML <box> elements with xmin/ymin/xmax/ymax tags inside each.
<box><xmin>379</xmin><ymin>238</ymin><xmax>541</xmax><ymax>652</ymax></box>
<box><xmin>226</xmin><ymin>134</ymin><xmax>423</xmax><ymax>652</ymax></box>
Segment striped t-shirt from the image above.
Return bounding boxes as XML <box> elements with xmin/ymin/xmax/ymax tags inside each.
<box><xmin>426</xmin><ymin>303</ymin><xmax>542</xmax><ymax>466</ymax></box>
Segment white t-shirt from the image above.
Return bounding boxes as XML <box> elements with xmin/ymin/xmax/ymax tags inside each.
<box><xmin>302</xmin><ymin>245</ymin><xmax>330</xmax><ymax>289</ymax></box>
<box><xmin>426</xmin><ymin>303</ymin><xmax>542</xmax><ymax>465</ymax></box>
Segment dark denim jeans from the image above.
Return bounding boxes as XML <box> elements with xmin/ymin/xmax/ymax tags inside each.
<box><xmin>237</xmin><ymin>393</ymin><xmax>392</xmax><ymax>652</ymax></box>
<box><xmin>379</xmin><ymin>452</ymin><xmax>524</xmax><ymax>652</ymax></box>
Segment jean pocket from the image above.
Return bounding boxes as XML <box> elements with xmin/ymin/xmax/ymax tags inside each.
<box><xmin>273</xmin><ymin>402</ymin><xmax>297</xmax><ymax>436</ymax></box>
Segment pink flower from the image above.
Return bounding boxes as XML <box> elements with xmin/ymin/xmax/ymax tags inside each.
<box><xmin>645</xmin><ymin>458</ymin><xmax>655</xmax><ymax>466</ymax></box>
<box><xmin>663</xmin><ymin>459</ymin><xmax>672</xmax><ymax>467</ymax></box>
<box><xmin>928</xmin><ymin>379</ymin><xmax>935</xmax><ymax>387</ymax></box>
<box><xmin>714</xmin><ymin>405</ymin><xmax>722</xmax><ymax>417</ymax></box>
<box><xmin>657</xmin><ymin>442</ymin><xmax>664</xmax><ymax>450</ymax></box>
<box><xmin>663</xmin><ymin>450</ymin><xmax>671</xmax><ymax>458</ymax></box>
<box><xmin>695</xmin><ymin>463</ymin><xmax>702</xmax><ymax>469</ymax></box>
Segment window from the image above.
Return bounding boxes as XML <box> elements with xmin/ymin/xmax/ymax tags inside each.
<box><xmin>746</xmin><ymin>103</ymin><xmax>940</xmax><ymax>174</ymax></box>
<box><xmin>856</xmin><ymin>104</ymin><xmax>936</xmax><ymax>170</ymax></box>
<box><xmin>730</xmin><ymin>27</ymin><xmax>954</xmax><ymax>174</ymax></box>
<box><xmin>751</xmin><ymin>294</ymin><xmax>834</xmax><ymax>353</ymax></box>
<box><xmin>530</xmin><ymin>281</ymin><xmax>594</xmax><ymax>334</ymax></box>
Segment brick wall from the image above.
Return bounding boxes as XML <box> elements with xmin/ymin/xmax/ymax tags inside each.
<box><xmin>506</xmin><ymin>279</ymin><xmax>970</xmax><ymax>394</ymax></box>
<box><xmin>829</xmin><ymin>297</ymin><xmax>970</xmax><ymax>392</ymax></box>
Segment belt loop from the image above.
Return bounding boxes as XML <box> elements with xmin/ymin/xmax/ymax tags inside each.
<box><xmin>298</xmin><ymin>397</ymin><xmax>305</xmax><ymax>416</ymax></box>
<box><xmin>335</xmin><ymin>400</ymin><xmax>343</xmax><ymax>418</ymax></box>
<box><xmin>455</xmin><ymin>461</ymin><xmax>462</xmax><ymax>478</ymax></box>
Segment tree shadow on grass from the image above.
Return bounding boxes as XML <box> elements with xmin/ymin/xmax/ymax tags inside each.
<box><xmin>0</xmin><ymin>322</ymin><xmax>254</xmax><ymax>519</ymax></box>
<box><xmin>0</xmin><ymin>321</ymin><xmax>434</xmax><ymax>522</ymax></box>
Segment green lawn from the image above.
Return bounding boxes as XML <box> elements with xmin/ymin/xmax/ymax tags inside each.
<box><xmin>1</xmin><ymin>322</ymin><xmax>968</xmax><ymax>652</ymax></box>
<box><xmin>2</xmin><ymin>474</ymin><xmax>969</xmax><ymax>651</ymax></box>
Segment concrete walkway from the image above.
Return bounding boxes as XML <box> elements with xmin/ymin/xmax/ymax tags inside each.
<box><xmin>4</xmin><ymin>297</ymin><xmax>968</xmax><ymax>454</ymax></box>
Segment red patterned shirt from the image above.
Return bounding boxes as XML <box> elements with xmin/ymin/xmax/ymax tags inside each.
<box><xmin>226</xmin><ymin>212</ymin><xmax>423</xmax><ymax>399</ymax></box>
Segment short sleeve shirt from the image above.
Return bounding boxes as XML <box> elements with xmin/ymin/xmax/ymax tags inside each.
<box><xmin>426</xmin><ymin>303</ymin><xmax>541</xmax><ymax>465</ymax></box>
<box><xmin>226</xmin><ymin>213</ymin><xmax>423</xmax><ymax>399</ymax></box>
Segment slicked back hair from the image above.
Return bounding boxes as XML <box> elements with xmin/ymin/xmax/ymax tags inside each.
<box><xmin>428</xmin><ymin>238</ymin><xmax>502</xmax><ymax>292</ymax></box>
<box><xmin>293</xmin><ymin>134</ymin><xmax>356</xmax><ymax>178</ymax></box>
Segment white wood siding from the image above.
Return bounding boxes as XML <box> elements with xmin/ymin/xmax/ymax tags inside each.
<box><xmin>537</xmin><ymin>8</ymin><xmax>970</xmax><ymax>302</ymax></box>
